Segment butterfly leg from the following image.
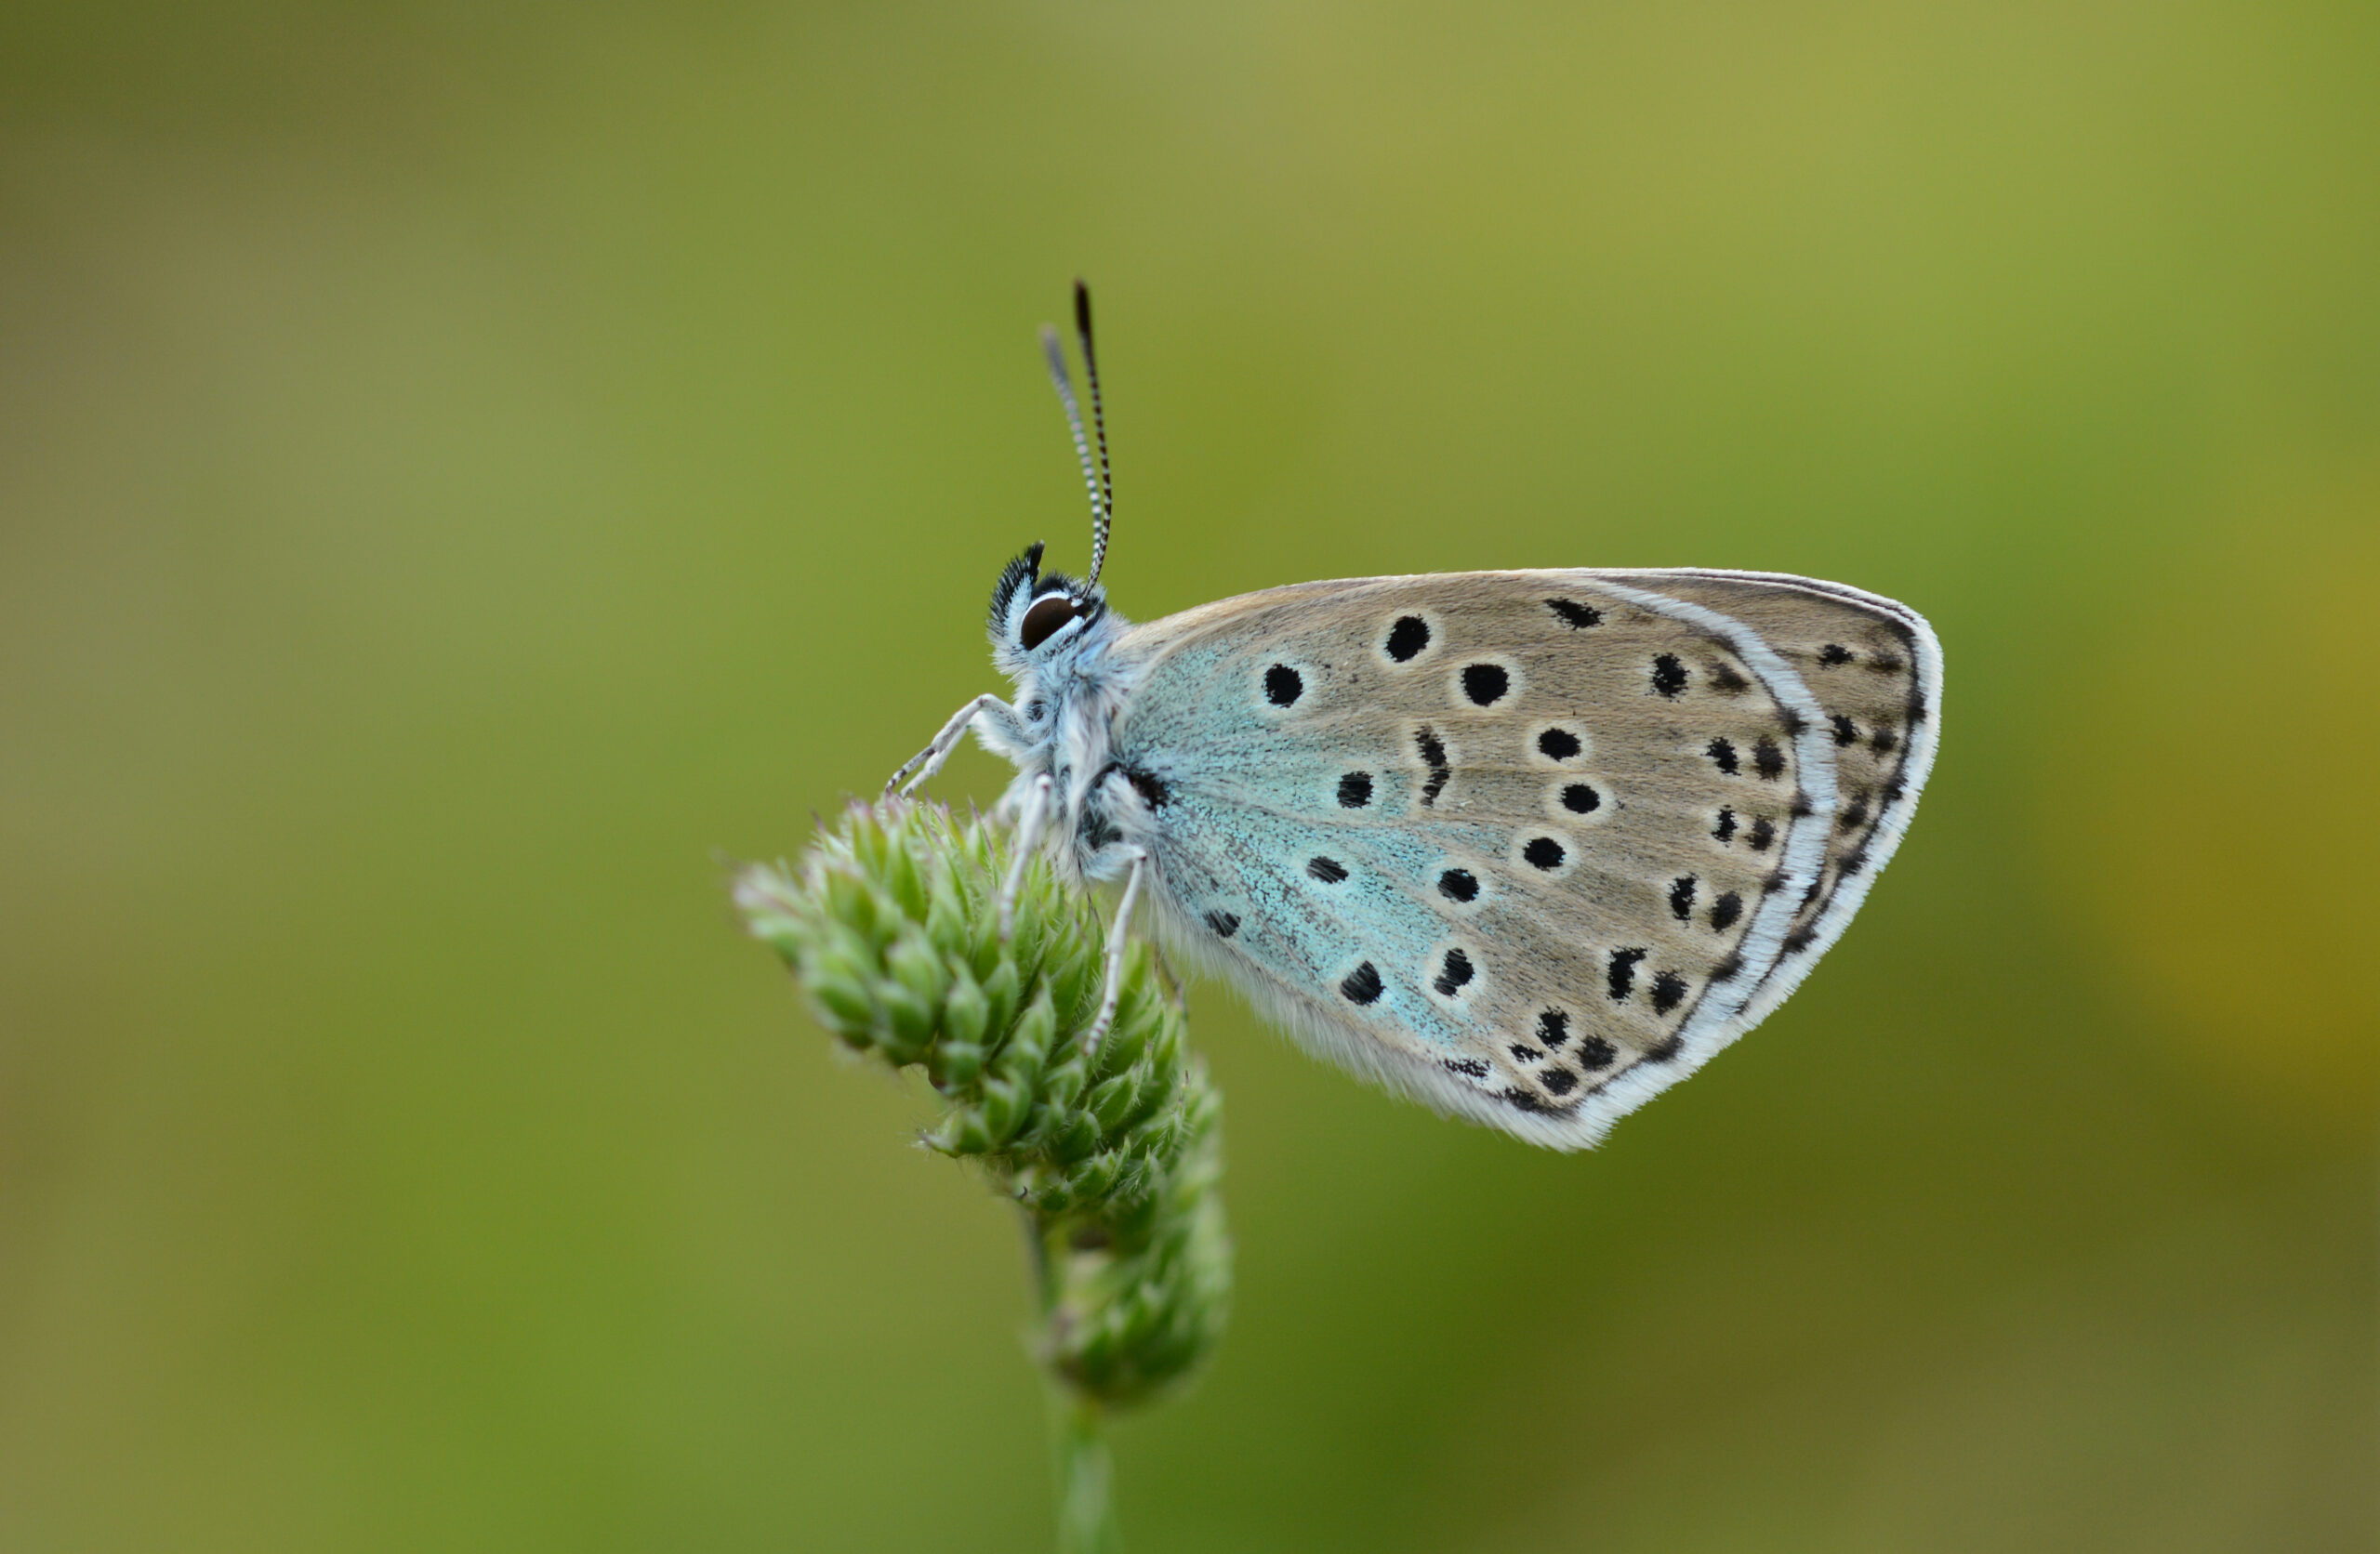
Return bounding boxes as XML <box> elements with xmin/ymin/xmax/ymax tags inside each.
<box><xmin>886</xmin><ymin>693</ymin><xmax>1020</xmax><ymax>797</ymax></box>
<box><xmin>997</xmin><ymin>772</ymin><xmax>1056</xmax><ymax>941</ymax></box>
<box><xmin>1080</xmin><ymin>848</ymin><xmax>1147</xmax><ymax>1057</ymax></box>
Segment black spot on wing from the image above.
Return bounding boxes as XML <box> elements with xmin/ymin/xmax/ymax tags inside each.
<box><xmin>1336</xmin><ymin>770</ymin><xmax>1374</xmax><ymax>809</ymax></box>
<box><xmin>1205</xmin><ymin>910</ymin><xmax>1239</xmax><ymax>938</ymax></box>
<box><xmin>1416</xmin><ymin>726</ymin><xmax>1451</xmax><ymax>806</ymax></box>
<box><xmin>1577</xmin><ymin>1034</ymin><xmax>1617</xmax><ymax>1069</ymax></box>
<box><xmin>1709</xmin><ymin>891</ymin><xmax>1743</xmax><ymax>930</ymax></box>
<box><xmin>1561</xmin><ymin>783</ymin><xmax>1601</xmax><ymax>813</ymax></box>
<box><xmin>1606</xmin><ymin>948</ymin><xmax>1646</xmax><ymax>1001</ymax></box>
<box><xmin>1712</xmin><ymin>808</ymin><xmax>1738</xmax><ymax>843</ymax></box>
<box><xmin>1706</xmin><ymin>737</ymin><xmax>1739</xmax><ymax>775</ymax></box>
<box><xmin>1434</xmin><ymin>948</ymin><xmax>1474</xmax><ymax>996</ymax></box>
<box><xmin>1437</xmin><ymin>868</ymin><xmax>1478</xmax><ymax>902</ymax></box>
<box><xmin>1341</xmin><ymin>962</ymin><xmax>1383</xmax><ymax>1004</ymax></box>
<box><xmin>1650</xmin><ymin>654</ymin><xmax>1688</xmax><ymax>698</ymax></box>
<box><xmin>1306</xmin><ymin>856</ymin><xmax>1348</xmax><ymax>884</ymax></box>
<box><xmin>1523</xmin><ymin>836</ymin><xmax>1566</xmax><ymax>871</ymax></box>
<box><xmin>1537</xmin><ymin>1008</ymin><xmax>1568</xmax><ymax>1047</ymax></box>
<box><xmin>1540</xmin><ymin>1067</ymin><xmax>1578</xmax><ymax>1096</ymax></box>
<box><xmin>1650</xmin><ymin>971</ymin><xmax>1688</xmax><ymax>1015</ymax></box>
<box><xmin>1752</xmin><ymin>737</ymin><xmax>1786</xmax><ymax>780</ymax></box>
<box><xmin>1461</xmin><ymin>663</ymin><xmax>1511</xmax><ymax>705</ymax></box>
<box><xmin>1538</xmin><ymin>728</ymin><xmax>1582</xmax><ymax>760</ymax></box>
<box><xmin>1546</xmin><ymin>598</ymin><xmax>1604</xmax><ymax>628</ymax></box>
<box><xmin>1385</xmin><ymin>615</ymin><xmax>1430</xmax><ymax>661</ymax></box>
<box><xmin>1264</xmin><ymin>665</ymin><xmax>1303</xmax><ymax>705</ymax></box>
<box><xmin>1669</xmin><ymin>876</ymin><xmax>1697</xmax><ymax>921</ymax></box>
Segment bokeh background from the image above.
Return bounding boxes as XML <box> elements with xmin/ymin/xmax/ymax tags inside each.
<box><xmin>4</xmin><ymin>2</ymin><xmax>2374</xmax><ymax>1549</ymax></box>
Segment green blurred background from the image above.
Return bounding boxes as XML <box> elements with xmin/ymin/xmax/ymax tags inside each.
<box><xmin>3</xmin><ymin>2</ymin><xmax>2373</xmax><ymax>1548</ymax></box>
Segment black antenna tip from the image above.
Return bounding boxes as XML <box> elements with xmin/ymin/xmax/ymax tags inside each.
<box><xmin>1073</xmin><ymin>280</ymin><xmax>1093</xmax><ymax>336</ymax></box>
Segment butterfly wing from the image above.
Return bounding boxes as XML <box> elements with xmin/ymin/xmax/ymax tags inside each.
<box><xmin>1106</xmin><ymin>569</ymin><xmax>1942</xmax><ymax>1149</ymax></box>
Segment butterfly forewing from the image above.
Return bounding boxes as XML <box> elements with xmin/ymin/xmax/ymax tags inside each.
<box><xmin>1109</xmin><ymin>569</ymin><xmax>1939</xmax><ymax>1148</ymax></box>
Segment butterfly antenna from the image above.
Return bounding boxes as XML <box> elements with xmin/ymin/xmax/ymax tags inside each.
<box><xmin>1073</xmin><ymin>280</ymin><xmax>1115</xmax><ymax>589</ymax></box>
<box><xmin>1039</xmin><ymin>319</ymin><xmax>1106</xmax><ymax>586</ymax></box>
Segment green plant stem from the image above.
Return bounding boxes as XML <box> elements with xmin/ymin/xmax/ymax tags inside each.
<box><xmin>1032</xmin><ymin>1211</ymin><xmax>1119</xmax><ymax>1553</ymax></box>
<box><xmin>1049</xmin><ymin>1388</ymin><xmax>1119</xmax><ymax>1554</ymax></box>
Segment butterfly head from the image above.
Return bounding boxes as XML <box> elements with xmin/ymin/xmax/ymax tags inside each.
<box><xmin>984</xmin><ymin>284</ymin><xmax>1128</xmax><ymax>682</ymax></box>
<box><xmin>988</xmin><ymin>539</ymin><xmax>1110</xmax><ymax>675</ymax></box>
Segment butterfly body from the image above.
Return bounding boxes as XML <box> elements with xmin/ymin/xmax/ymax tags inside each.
<box><xmin>893</xmin><ymin>286</ymin><xmax>1941</xmax><ymax>1150</ymax></box>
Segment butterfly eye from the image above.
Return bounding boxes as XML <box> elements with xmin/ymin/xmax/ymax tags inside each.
<box><xmin>1018</xmin><ymin>593</ymin><xmax>1080</xmax><ymax>651</ymax></box>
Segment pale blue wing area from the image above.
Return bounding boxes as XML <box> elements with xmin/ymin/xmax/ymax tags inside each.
<box><xmin>1141</xmin><ymin>784</ymin><xmax>1514</xmax><ymax>1054</ymax></box>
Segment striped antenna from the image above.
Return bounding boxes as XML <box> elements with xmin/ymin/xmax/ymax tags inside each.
<box><xmin>1039</xmin><ymin>322</ymin><xmax>1106</xmax><ymax>578</ymax></box>
<box><xmin>1072</xmin><ymin>281</ymin><xmax>1115</xmax><ymax>587</ymax></box>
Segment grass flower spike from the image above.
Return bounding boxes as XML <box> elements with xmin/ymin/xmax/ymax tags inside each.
<box><xmin>734</xmin><ymin>797</ymin><xmax>1230</xmax><ymax>1551</ymax></box>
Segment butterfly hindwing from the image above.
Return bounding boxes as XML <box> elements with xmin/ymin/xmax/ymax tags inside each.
<box><xmin>1107</xmin><ymin>569</ymin><xmax>1941</xmax><ymax>1148</ymax></box>
<box><xmin>1597</xmin><ymin>571</ymin><xmax>1943</xmax><ymax>1029</ymax></box>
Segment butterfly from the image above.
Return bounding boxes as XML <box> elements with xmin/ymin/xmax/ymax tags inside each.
<box><xmin>892</xmin><ymin>283</ymin><xmax>1942</xmax><ymax>1150</ymax></box>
